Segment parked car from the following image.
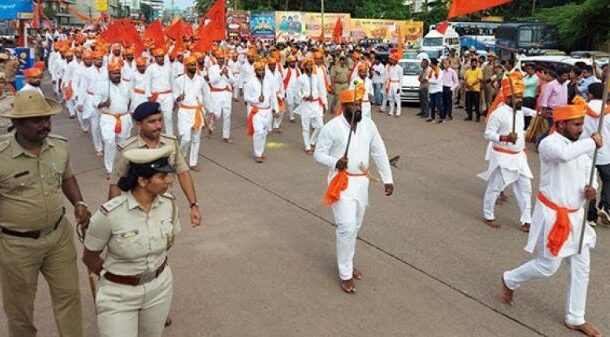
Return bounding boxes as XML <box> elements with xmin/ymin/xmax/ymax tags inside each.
<box><xmin>399</xmin><ymin>58</ymin><xmax>421</xmax><ymax>103</ymax></box>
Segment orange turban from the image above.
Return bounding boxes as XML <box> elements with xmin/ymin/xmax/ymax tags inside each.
<box><xmin>83</xmin><ymin>51</ymin><xmax>93</xmax><ymax>59</ymax></box>
<box><xmin>124</xmin><ymin>47</ymin><xmax>134</xmax><ymax>56</ymax></box>
<box><xmin>112</xmin><ymin>44</ymin><xmax>122</xmax><ymax>51</ymax></box>
<box><xmin>136</xmin><ymin>56</ymin><xmax>148</xmax><ymax>66</ymax></box>
<box><xmin>389</xmin><ymin>53</ymin><xmax>399</xmax><ymax>61</ymax></box>
<box><xmin>287</xmin><ymin>55</ymin><xmax>297</xmax><ymax>62</ymax></box>
<box><xmin>247</xmin><ymin>49</ymin><xmax>257</xmax><ymax>58</ymax></box>
<box><xmin>24</xmin><ymin>67</ymin><xmax>42</xmax><ymax>78</ymax></box>
<box><xmin>183</xmin><ymin>55</ymin><xmax>197</xmax><ymax>65</ymax></box>
<box><xmin>34</xmin><ymin>61</ymin><xmax>45</xmax><ymax>70</ymax></box>
<box><xmin>267</xmin><ymin>57</ymin><xmax>277</xmax><ymax>64</ymax></box>
<box><xmin>314</xmin><ymin>51</ymin><xmax>325</xmax><ymax>59</ymax></box>
<box><xmin>107</xmin><ymin>62</ymin><xmax>122</xmax><ymax>72</ymax></box>
<box><xmin>74</xmin><ymin>46</ymin><xmax>84</xmax><ymax>53</ymax></box>
<box><xmin>501</xmin><ymin>71</ymin><xmax>525</xmax><ymax>97</ymax></box>
<box><xmin>553</xmin><ymin>104</ymin><xmax>586</xmax><ymax>122</ymax></box>
<box><xmin>92</xmin><ymin>50</ymin><xmax>105</xmax><ymax>59</ymax></box>
<box><xmin>253</xmin><ymin>61</ymin><xmax>266</xmax><ymax>70</ymax></box>
<box><xmin>338</xmin><ymin>88</ymin><xmax>364</xmax><ymax>104</ymax></box>
<box><xmin>214</xmin><ymin>49</ymin><xmax>226</xmax><ymax>59</ymax></box>
<box><xmin>63</xmin><ymin>50</ymin><xmax>74</xmax><ymax>57</ymax></box>
<box><xmin>301</xmin><ymin>57</ymin><xmax>314</xmax><ymax>67</ymax></box>
<box><xmin>358</xmin><ymin>63</ymin><xmax>369</xmax><ymax>72</ymax></box>
<box><xmin>152</xmin><ymin>48</ymin><xmax>165</xmax><ymax>57</ymax></box>
<box><xmin>192</xmin><ymin>52</ymin><xmax>204</xmax><ymax>60</ymax></box>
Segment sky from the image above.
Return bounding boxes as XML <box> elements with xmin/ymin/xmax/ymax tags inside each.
<box><xmin>165</xmin><ymin>0</ymin><xmax>195</xmax><ymax>9</ymax></box>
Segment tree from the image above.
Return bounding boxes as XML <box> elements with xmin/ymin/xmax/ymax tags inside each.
<box><xmin>354</xmin><ymin>0</ymin><xmax>411</xmax><ymax>20</ymax></box>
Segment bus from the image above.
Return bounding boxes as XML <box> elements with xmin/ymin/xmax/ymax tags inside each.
<box><xmin>429</xmin><ymin>21</ymin><xmax>500</xmax><ymax>52</ymax></box>
<box><xmin>494</xmin><ymin>22</ymin><xmax>558</xmax><ymax>60</ymax></box>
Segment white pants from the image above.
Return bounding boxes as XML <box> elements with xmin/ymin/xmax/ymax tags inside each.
<box><xmin>77</xmin><ymin>106</ymin><xmax>89</xmax><ymax>132</ymax></box>
<box><xmin>210</xmin><ymin>104</ymin><xmax>232</xmax><ymax>140</ymax></box>
<box><xmin>100</xmin><ymin>114</ymin><xmax>132</xmax><ymax>174</ymax></box>
<box><xmin>335</xmin><ymin>199</ymin><xmax>366</xmax><ymax>280</ymax></box>
<box><xmin>483</xmin><ymin>169</ymin><xmax>532</xmax><ymax>224</ymax></box>
<box><xmin>380</xmin><ymin>91</ymin><xmax>388</xmax><ymax>112</ymax></box>
<box><xmin>387</xmin><ymin>86</ymin><xmax>401</xmax><ymax>116</ymax></box>
<box><xmin>157</xmin><ymin>94</ymin><xmax>174</xmax><ymax>136</ymax></box>
<box><xmin>301</xmin><ymin>115</ymin><xmax>323</xmax><ymax>151</ymax></box>
<box><xmin>362</xmin><ymin>101</ymin><xmax>372</xmax><ymax>119</ymax></box>
<box><xmin>66</xmin><ymin>99</ymin><xmax>76</xmax><ymax>117</ymax></box>
<box><xmin>97</xmin><ymin>267</ymin><xmax>173</xmax><ymax>337</ymax></box>
<box><xmin>287</xmin><ymin>102</ymin><xmax>298</xmax><ymax>121</ymax></box>
<box><xmin>503</xmin><ymin>248</ymin><xmax>590</xmax><ymax>326</ymax></box>
<box><xmin>89</xmin><ymin>112</ymin><xmax>103</xmax><ymax>153</ymax></box>
<box><xmin>252</xmin><ymin>109</ymin><xmax>272</xmax><ymax>157</ymax></box>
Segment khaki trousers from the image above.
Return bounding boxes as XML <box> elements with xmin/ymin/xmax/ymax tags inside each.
<box><xmin>0</xmin><ymin>219</ymin><xmax>83</xmax><ymax>337</ymax></box>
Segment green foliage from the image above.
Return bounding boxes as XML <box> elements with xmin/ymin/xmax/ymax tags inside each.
<box><xmin>354</xmin><ymin>0</ymin><xmax>411</xmax><ymax>20</ymax></box>
<box><xmin>533</xmin><ymin>0</ymin><xmax>610</xmax><ymax>50</ymax></box>
<box><xmin>412</xmin><ymin>0</ymin><xmax>448</xmax><ymax>32</ymax></box>
<box><xmin>43</xmin><ymin>6</ymin><xmax>57</xmax><ymax>19</ymax></box>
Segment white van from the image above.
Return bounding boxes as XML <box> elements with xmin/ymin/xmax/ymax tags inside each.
<box><xmin>420</xmin><ymin>28</ymin><xmax>460</xmax><ymax>60</ymax></box>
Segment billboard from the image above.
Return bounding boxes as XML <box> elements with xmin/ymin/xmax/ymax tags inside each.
<box><xmin>227</xmin><ymin>10</ymin><xmax>250</xmax><ymax>38</ymax></box>
<box><xmin>349</xmin><ymin>19</ymin><xmax>424</xmax><ymax>44</ymax></box>
<box><xmin>0</xmin><ymin>0</ymin><xmax>33</xmax><ymax>20</ymax></box>
<box><xmin>275</xmin><ymin>11</ymin><xmax>305</xmax><ymax>42</ymax></box>
<box><xmin>250</xmin><ymin>11</ymin><xmax>275</xmax><ymax>40</ymax></box>
<box><xmin>303</xmin><ymin>13</ymin><xmax>350</xmax><ymax>40</ymax></box>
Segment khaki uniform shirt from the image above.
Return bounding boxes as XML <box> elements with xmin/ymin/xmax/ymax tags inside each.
<box><xmin>483</xmin><ymin>63</ymin><xmax>495</xmax><ymax>83</ymax></box>
<box><xmin>331</xmin><ymin>64</ymin><xmax>350</xmax><ymax>93</ymax></box>
<box><xmin>0</xmin><ymin>134</ymin><xmax>73</xmax><ymax>231</ymax></box>
<box><xmin>4</xmin><ymin>60</ymin><xmax>19</xmax><ymax>82</ymax></box>
<box><xmin>0</xmin><ymin>95</ymin><xmax>13</xmax><ymax>135</ymax></box>
<box><xmin>84</xmin><ymin>191</ymin><xmax>181</xmax><ymax>275</ymax></box>
<box><xmin>112</xmin><ymin>134</ymin><xmax>188</xmax><ymax>185</ymax></box>
<box><xmin>448</xmin><ymin>55</ymin><xmax>460</xmax><ymax>72</ymax></box>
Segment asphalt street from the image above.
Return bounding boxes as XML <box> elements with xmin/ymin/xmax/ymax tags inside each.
<box><xmin>1</xmin><ymin>80</ymin><xmax>609</xmax><ymax>337</ymax></box>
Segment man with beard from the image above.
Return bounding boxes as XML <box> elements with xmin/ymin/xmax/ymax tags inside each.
<box><xmin>175</xmin><ymin>56</ymin><xmax>207</xmax><ymax>170</ymax></box>
<box><xmin>0</xmin><ymin>90</ymin><xmax>91</xmax><ymax>337</ymax></box>
<box><xmin>314</xmin><ymin>87</ymin><xmax>394</xmax><ymax>293</ymax></box>
<box><xmin>61</xmin><ymin>49</ymin><xmax>77</xmax><ymax>118</ymax></box>
<box><xmin>501</xmin><ymin>103</ymin><xmax>602</xmax><ymax>337</ymax></box>
<box><xmin>296</xmin><ymin>58</ymin><xmax>325</xmax><ymax>155</ymax></box>
<box><xmin>479</xmin><ymin>72</ymin><xmax>533</xmax><ymax>232</ymax></box>
<box><xmin>266</xmin><ymin>56</ymin><xmax>286</xmax><ymax>133</ymax></box>
<box><xmin>93</xmin><ymin>63</ymin><xmax>132</xmax><ymax>178</ymax></box>
<box><xmin>109</xmin><ymin>101</ymin><xmax>201</xmax><ymax>227</ymax></box>
<box><xmin>313</xmin><ymin>51</ymin><xmax>331</xmax><ymax>114</ymax></box>
<box><xmin>282</xmin><ymin>55</ymin><xmax>301</xmax><ymax>123</ymax></box>
<box><xmin>245</xmin><ymin>61</ymin><xmax>278</xmax><ymax>163</ymax></box>
<box><xmin>348</xmin><ymin>63</ymin><xmax>374</xmax><ymax>119</ymax></box>
<box><xmin>208</xmin><ymin>50</ymin><xmax>236</xmax><ymax>143</ymax></box>
<box><xmin>130</xmin><ymin>56</ymin><xmax>149</xmax><ymax>111</ymax></box>
<box><xmin>20</xmin><ymin>67</ymin><xmax>44</xmax><ymax>95</ymax></box>
<box><xmin>386</xmin><ymin>53</ymin><xmax>403</xmax><ymax>117</ymax></box>
<box><xmin>239</xmin><ymin>49</ymin><xmax>257</xmax><ymax>108</ymax></box>
<box><xmin>121</xmin><ymin>47</ymin><xmax>136</xmax><ymax>84</ymax></box>
<box><xmin>109</xmin><ymin>43</ymin><xmax>123</xmax><ymax>65</ymax></box>
<box><xmin>145</xmin><ymin>48</ymin><xmax>175</xmax><ymax>136</ymax></box>
<box><xmin>82</xmin><ymin>50</ymin><xmax>108</xmax><ymax>157</ymax></box>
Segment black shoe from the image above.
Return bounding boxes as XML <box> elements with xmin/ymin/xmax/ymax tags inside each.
<box><xmin>416</xmin><ymin>112</ymin><xmax>425</xmax><ymax>116</ymax></box>
<box><xmin>464</xmin><ymin>117</ymin><xmax>473</xmax><ymax>121</ymax></box>
<box><xmin>475</xmin><ymin>117</ymin><xmax>481</xmax><ymax>122</ymax></box>
<box><xmin>458</xmin><ymin>105</ymin><xmax>464</xmax><ymax>109</ymax></box>
<box><xmin>437</xmin><ymin>119</ymin><xmax>445</xmax><ymax>124</ymax></box>
<box><xmin>426</xmin><ymin>118</ymin><xmax>434</xmax><ymax>122</ymax></box>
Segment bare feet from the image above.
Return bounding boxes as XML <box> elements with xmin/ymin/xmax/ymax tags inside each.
<box><xmin>273</xmin><ymin>128</ymin><xmax>282</xmax><ymax>134</ymax></box>
<box><xmin>255</xmin><ymin>157</ymin><xmax>264</xmax><ymax>163</ymax></box>
<box><xmin>484</xmin><ymin>219</ymin><xmax>502</xmax><ymax>228</ymax></box>
<box><xmin>305</xmin><ymin>149</ymin><xmax>314</xmax><ymax>155</ymax></box>
<box><xmin>353</xmin><ymin>269</ymin><xmax>363</xmax><ymax>280</ymax></box>
<box><xmin>223</xmin><ymin>138</ymin><xmax>233</xmax><ymax>144</ymax></box>
<box><xmin>521</xmin><ymin>223</ymin><xmax>530</xmax><ymax>233</ymax></box>
<box><xmin>565</xmin><ymin>322</ymin><xmax>602</xmax><ymax>337</ymax></box>
<box><xmin>95</xmin><ymin>151</ymin><xmax>103</xmax><ymax>157</ymax></box>
<box><xmin>190</xmin><ymin>165</ymin><xmax>200</xmax><ymax>172</ymax></box>
<box><xmin>340</xmin><ymin>278</ymin><xmax>356</xmax><ymax>293</ymax></box>
<box><xmin>500</xmin><ymin>275</ymin><xmax>514</xmax><ymax>305</ymax></box>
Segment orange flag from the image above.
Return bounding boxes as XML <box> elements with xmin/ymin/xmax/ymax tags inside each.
<box><xmin>396</xmin><ymin>25</ymin><xmax>404</xmax><ymax>60</ymax></box>
<box><xmin>144</xmin><ymin>19</ymin><xmax>165</xmax><ymax>49</ymax></box>
<box><xmin>332</xmin><ymin>17</ymin><xmax>343</xmax><ymax>44</ymax></box>
<box><xmin>436</xmin><ymin>21</ymin><xmax>450</xmax><ymax>34</ymax></box>
<box><xmin>165</xmin><ymin>17</ymin><xmax>184</xmax><ymax>41</ymax></box>
<box><xmin>203</xmin><ymin>0</ymin><xmax>226</xmax><ymax>41</ymax></box>
<box><xmin>192</xmin><ymin>24</ymin><xmax>213</xmax><ymax>53</ymax></box>
<box><xmin>171</xmin><ymin>37</ymin><xmax>185</xmax><ymax>58</ymax></box>
<box><xmin>448</xmin><ymin>0</ymin><xmax>514</xmax><ymax>19</ymax></box>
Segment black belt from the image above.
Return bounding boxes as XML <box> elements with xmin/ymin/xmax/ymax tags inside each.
<box><xmin>1</xmin><ymin>208</ymin><xmax>65</xmax><ymax>239</ymax></box>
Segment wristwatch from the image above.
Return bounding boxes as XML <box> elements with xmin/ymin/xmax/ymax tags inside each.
<box><xmin>189</xmin><ymin>202</ymin><xmax>200</xmax><ymax>209</ymax></box>
<box><xmin>75</xmin><ymin>201</ymin><xmax>89</xmax><ymax>209</ymax></box>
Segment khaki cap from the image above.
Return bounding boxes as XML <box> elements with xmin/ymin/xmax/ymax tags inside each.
<box><xmin>0</xmin><ymin>54</ymin><xmax>8</xmax><ymax>60</ymax></box>
<box><xmin>2</xmin><ymin>90</ymin><xmax>61</xmax><ymax>119</ymax></box>
<box><xmin>123</xmin><ymin>146</ymin><xmax>175</xmax><ymax>173</ymax></box>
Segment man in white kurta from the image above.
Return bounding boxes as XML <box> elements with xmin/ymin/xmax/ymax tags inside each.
<box><xmin>313</xmin><ymin>52</ymin><xmax>331</xmax><ymax>115</ymax></box>
<box><xmin>208</xmin><ymin>51</ymin><xmax>235</xmax><ymax>143</ymax></box>
<box><xmin>145</xmin><ymin>48</ymin><xmax>175</xmax><ymax>136</ymax></box>
<box><xmin>227</xmin><ymin>52</ymin><xmax>241</xmax><ymax>101</ymax></box>
<box><xmin>83</xmin><ymin>53</ymin><xmax>108</xmax><ymax>156</ymax></box>
<box><xmin>62</xmin><ymin>52</ymin><xmax>79</xmax><ymax>118</ymax></box>
<box><xmin>502</xmin><ymin>104</ymin><xmax>602</xmax><ymax>337</ymax></box>
<box><xmin>174</xmin><ymin>56</ymin><xmax>207</xmax><ymax>170</ymax></box>
<box><xmin>245</xmin><ymin>62</ymin><xmax>278</xmax><ymax>162</ymax></box>
<box><xmin>130</xmin><ymin>57</ymin><xmax>149</xmax><ymax>112</ymax></box>
<box><xmin>296</xmin><ymin>59</ymin><xmax>325</xmax><ymax>154</ymax></box>
<box><xmin>314</xmin><ymin>88</ymin><xmax>394</xmax><ymax>293</ymax></box>
<box><xmin>479</xmin><ymin>79</ymin><xmax>533</xmax><ymax>231</ymax></box>
<box><xmin>348</xmin><ymin>65</ymin><xmax>374</xmax><ymax>119</ymax></box>
<box><xmin>386</xmin><ymin>54</ymin><xmax>403</xmax><ymax>117</ymax></box>
<box><xmin>75</xmin><ymin>51</ymin><xmax>93</xmax><ymax>132</ymax></box>
<box><xmin>282</xmin><ymin>55</ymin><xmax>301</xmax><ymax>122</ymax></box>
<box><xmin>266</xmin><ymin>59</ymin><xmax>286</xmax><ymax>132</ymax></box>
<box><xmin>92</xmin><ymin>63</ymin><xmax>132</xmax><ymax>176</ymax></box>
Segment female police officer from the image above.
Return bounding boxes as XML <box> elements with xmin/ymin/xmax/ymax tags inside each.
<box><xmin>82</xmin><ymin>146</ymin><xmax>180</xmax><ymax>337</ymax></box>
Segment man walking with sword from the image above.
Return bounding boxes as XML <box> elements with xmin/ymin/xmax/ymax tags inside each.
<box><xmin>314</xmin><ymin>87</ymin><xmax>394</xmax><ymax>294</ymax></box>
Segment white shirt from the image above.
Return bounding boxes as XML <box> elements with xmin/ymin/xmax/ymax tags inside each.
<box><xmin>94</xmin><ymin>80</ymin><xmax>131</xmax><ymax>114</ymax></box>
<box><xmin>427</xmin><ymin>67</ymin><xmax>444</xmax><ymax>94</ymax></box>
<box><xmin>239</xmin><ymin>61</ymin><xmax>255</xmax><ymax>89</ymax></box>
<box><xmin>144</xmin><ymin>62</ymin><xmax>174</xmax><ymax>97</ymax></box>
<box><xmin>174</xmin><ymin>73</ymin><xmax>206</xmax><ymax>107</ymax></box>
<box><xmin>526</xmin><ymin>132</ymin><xmax>597</xmax><ymax>257</ymax></box>
<box><xmin>19</xmin><ymin>83</ymin><xmax>43</xmax><ymax>95</ymax></box>
<box><xmin>581</xmin><ymin>100</ymin><xmax>610</xmax><ymax>165</ymax></box>
<box><xmin>208</xmin><ymin>63</ymin><xmax>235</xmax><ymax>98</ymax></box>
<box><xmin>387</xmin><ymin>64</ymin><xmax>403</xmax><ymax>88</ymax></box>
<box><xmin>244</xmin><ymin>76</ymin><xmax>278</xmax><ymax>112</ymax></box>
<box><xmin>297</xmin><ymin>73</ymin><xmax>324</xmax><ymax>117</ymax></box>
<box><xmin>371</xmin><ymin>63</ymin><xmax>386</xmax><ymax>84</ymax></box>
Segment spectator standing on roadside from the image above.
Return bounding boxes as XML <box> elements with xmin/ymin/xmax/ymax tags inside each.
<box><xmin>426</xmin><ymin>58</ymin><xmax>444</xmax><ymax>123</ymax></box>
<box><xmin>441</xmin><ymin>58</ymin><xmax>459</xmax><ymax>121</ymax></box>
<box><xmin>464</xmin><ymin>58</ymin><xmax>483</xmax><ymax>122</ymax></box>
<box><xmin>371</xmin><ymin>58</ymin><xmax>385</xmax><ymax>106</ymax></box>
<box><xmin>417</xmin><ymin>58</ymin><xmax>430</xmax><ymax>118</ymax></box>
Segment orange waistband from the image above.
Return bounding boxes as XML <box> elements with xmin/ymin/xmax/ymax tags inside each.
<box><xmin>153</xmin><ymin>90</ymin><xmax>172</xmax><ymax>95</ymax></box>
<box><xmin>537</xmin><ymin>192</ymin><xmax>578</xmax><ymax>213</ymax></box>
<box><xmin>101</xmin><ymin>112</ymin><xmax>130</xmax><ymax>116</ymax></box>
<box><xmin>347</xmin><ymin>172</ymin><xmax>369</xmax><ymax>177</ymax></box>
<box><xmin>493</xmin><ymin>146</ymin><xmax>526</xmax><ymax>155</ymax></box>
<box><xmin>180</xmin><ymin>103</ymin><xmax>202</xmax><ymax>109</ymax></box>
<box><xmin>133</xmin><ymin>88</ymin><xmax>146</xmax><ymax>94</ymax></box>
<box><xmin>389</xmin><ymin>80</ymin><xmax>400</xmax><ymax>83</ymax></box>
<box><xmin>210</xmin><ymin>86</ymin><xmax>232</xmax><ymax>92</ymax></box>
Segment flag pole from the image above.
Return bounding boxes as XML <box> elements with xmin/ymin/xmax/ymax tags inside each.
<box><xmin>578</xmin><ymin>73</ymin><xmax>610</xmax><ymax>254</ymax></box>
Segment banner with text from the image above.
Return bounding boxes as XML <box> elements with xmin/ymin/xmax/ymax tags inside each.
<box><xmin>303</xmin><ymin>13</ymin><xmax>351</xmax><ymax>40</ymax></box>
<box><xmin>250</xmin><ymin>11</ymin><xmax>275</xmax><ymax>40</ymax></box>
<box><xmin>349</xmin><ymin>19</ymin><xmax>424</xmax><ymax>44</ymax></box>
<box><xmin>227</xmin><ymin>10</ymin><xmax>250</xmax><ymax>38</ymax></box>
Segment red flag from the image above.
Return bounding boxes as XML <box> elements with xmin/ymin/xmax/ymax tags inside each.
<box><xmin>436</xmin><ymin>21</ymin><xmax>450</xmax><ymax>34</ymax></box>
<box><xmin>192</xmin><ymin>25</ymin><xmax>213</xmax><ymax>53</ymax></box>
<box><xmin>447</xmin><ymin>0</ymin><xmax>514</xmax><ymax>19</ymax></box>
<box><xmin>165</xmin><ymin>17</ymin><xmax>184</xmax><ymax>41</ymax></box>
<box><xmin>332</xmin><ymin>17</ymin><xmax>343</xmax><ymax>44</ymax></box>
<box><xmin>31</xmin><ymin>1</ymin><xmax>41</xmax><ymax>29</ymax></box>
<box><xmin>183</xmin><ymin>23</ymin><xmax>193</xmax><ymax>39</ymax></box>
<box><xmin>396</xmin><ymin>25</ymin><xmax>404</xmax><ymax>60</ymax></box>
<box><xmin>171</xmin><ymin>37</ymin><xmax>185</xmax><ymax>58</ymax></box>
<box><xmin>203</xmin><ymin>0</ymin><xmax>226</xmax><ymax>41</ymax></box>
<box><xmin>144</xmin><ymin>19</ymin><xmax>165</xmax><ymax>49</ymax></box>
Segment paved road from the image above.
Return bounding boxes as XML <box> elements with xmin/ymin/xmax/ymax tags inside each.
<box><xmin>1</xmin><ymin>81</ymin><xmax>609</xmax><ymax>337</ymax></box>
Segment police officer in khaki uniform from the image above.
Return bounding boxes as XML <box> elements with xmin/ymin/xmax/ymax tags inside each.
<box><xmin>331</xmin><ymin>56</ymin><xmax>350</xmax><ymax>112</ymax></box>
<box><xmin>108</xmin><ymin>102</ymin><xmax>201</xmax><ymax>227</ymax></box>
<box><xmin>0</xmin><ymin>73</ymin><xmax>14</xmax><ymax>135</ymax></box>
<box><xmin>482</xmin><ymin>52</ymin><xmax>497</xmax><ymax>112</ymax></box>
<box><xmin>0</xmin><ymin>90</ymin><xmax>91</xmax><ymax>337</ymax></box>
<box><xmin>83</xmin><ymin>146</ymin><xmax>180</xmax><ymax>337</ymax></box>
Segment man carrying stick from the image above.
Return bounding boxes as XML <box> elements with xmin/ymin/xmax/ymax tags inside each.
<box><xmin>314</xmin><ymin>87</ymin><xmax>394</xmax><ymax>294</ymax></box>
<box><xmin>501</xmin><ymin>103</ymin><xmax>603</xmax><ymax>337</ymax></box>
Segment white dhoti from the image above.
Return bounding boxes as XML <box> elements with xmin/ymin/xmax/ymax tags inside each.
<box><xmin>387</xmin><ymin>82</ymin><xmax>401</xmax><ymax>116</ymax></box>
<box><xmin>100</xmin><ymin>113</ymin><xmax>132</xmax><ymax>174</ymax></box>
<box><xmin>177</xmin><ymin>105</ymin><xmax>203</xmax><ymax>167</ymax></box>
<box><xmin>209</xmin><ymin>95</ymin><xmax>232</xmax><ymax>140</ymax></box>
<box><xmin>154</xmin><ymin>92</ymin><xmax>174</xmax><ymax>136</ymax></box>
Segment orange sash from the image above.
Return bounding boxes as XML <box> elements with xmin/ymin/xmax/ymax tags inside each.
<box><xmin>537</xmin><ymin>192</ymin><xmax>579</xmax><ymax>256</ymax></box>
<box><xmin>246</xmin><ymin>106</ymin><xmax>260</xmax><ymax>137</ymax></box>
<box><xmin>323</xmin><ymin>171</ymin><xmax>369</xmax><ymax>205</ymax></box>
<box><xmin>134</xmin><ymin>88</ymin><xmax>146</xmax><ymax>95</ymax></box>
<box><xmin>64</xmin><ymin>81</ymin><xmax>73</xmax><ymax>101</ymax></box>
<box><xmin>584</xmin><ymin>105</ymin><xmax>610</xmax><ymax>118</ymax></box>
<box><xmin>102</xmin><ymin>112</ymin><xmax>130</xmax><ymax>134</ymax></box>
<box><xmin>210</xmin><ymin>86</ymin><xmax>232</xmax><ymax>93</ymax></box>
<box><xmin>150</xmin><ymin>90</ymin><xmax>172</xmax><ymax>102</ymax></box>
<box><xmin>282</xmin><ymin>67</ymin><xmax>300</xmax><ymax>90</ymax></box>
<box><xmin>492</xmin><ymin>146</ymin><xmax>526</xmax><ymax>155</ymax></box>
<box><xmin>180</xmin><ymin>103</ymin><xmax>204</xmax><ymax>131</ymax></box>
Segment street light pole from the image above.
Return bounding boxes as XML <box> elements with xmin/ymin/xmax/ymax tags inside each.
<box><xmin>321</xmin><ymin>0</ymin><xmax>324</xmax><ymax>41</ymax></box>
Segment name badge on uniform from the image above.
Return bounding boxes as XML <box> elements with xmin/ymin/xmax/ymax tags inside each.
<box><xmin>120</xmin><ymin>230</ymin><xmax>139</xmax><ymax>238</ymax></box>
